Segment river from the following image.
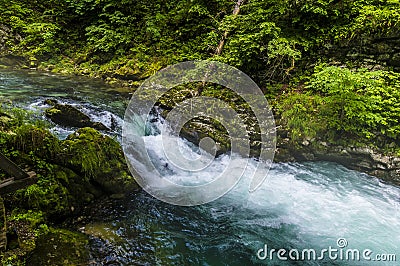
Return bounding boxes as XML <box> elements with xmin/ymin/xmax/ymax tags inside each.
<box><xmin>0</xmin><ymin>69</ymin><xmax>399</xmax><ymax>265</ymax></box>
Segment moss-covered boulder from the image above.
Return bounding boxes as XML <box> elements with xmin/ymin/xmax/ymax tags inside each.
<box><xmin>1</xmin><ymin>222</ymin><xmax>89</xmax><ymax>266</ymax></box>
<box><xmin>0</xmin><ymin>109</ymin><xmax>140</xmax><ymax>264</ymax></box>
<box><xmin>0</xmin><ymin>210</ymin><xmax>44</xmax><ymax>265</ymax></box>
<box><xmin>10</xmin><ymin>124</ymin><xmax>61</xmax><ymax>160</ymax></box>
<box><xmin>0</xmin><ymin>112</ymin><xmax>12</xmax><ymax>131</ymax></box>
<box><xmin>60</xmin><ymin>127</ymin><xmax>139</xmax><ymax>194</ymax></box>
<box><xmin>3</xmin><ymin>123</ymin><xmax>139</xmax><ymax>216</ymax></box>
<box><xmin>45</xmin><ymin>103</ymin><xmax>108</xmax><ymax>131</ymax></box>
<box><xmin>25</xmin><ymin>227</ymin><xmax>89</xmax><ymax>266</ymax></box>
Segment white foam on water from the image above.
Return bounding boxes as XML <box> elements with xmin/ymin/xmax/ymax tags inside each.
<box><xmin>138</xmin><ymin>119</ymin><xmax>400</xmax><ymax>263</ymax></box>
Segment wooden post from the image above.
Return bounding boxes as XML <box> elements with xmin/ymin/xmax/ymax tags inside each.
<box><xmin>0</xmin><ymin>196</ymin><xmax>6</xmax><ymax>251</ymax></box>
<box><xmin>0</xmin><ymin>153</ymin><xmax>29</xmax><ymax>181</ymax></box>
<box><xmin>0</xmin><ymin>153</ymin><xmax>38</xmax><ymax>251</ymax></box>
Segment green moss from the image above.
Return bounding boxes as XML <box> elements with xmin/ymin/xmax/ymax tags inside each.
<box><xmin>44</xmin><ymin>108</ymin><xmax>61</xmax><ymax>115</ymax></box>
<box><xmin>0</xmin><ymin>112</ymin><xmax>138</xmax><ymax>222</ymax></box>
<box><xmin>4</xmin><ymin>210</ymin><xmax>45</xmax><ymax>257</ymax></box>
<box><xmin>61</xmin><ymin>127</ymin><xmax>139</xmax><ymax>193</ymax></box>
<box><xmin>1</xmin><ymin>226</ymin><xmax>89</xmax><ymax>266</ymax></box>
<box><xmin>61</xmin><ymin>127</ymin><xmax>117</xmax><ymax>178</ymax></box>
<box><xmin>1</xmin><ymin>252</ymin><xmax>26</xmax><ymax>266</ymax></box>
<box><xmin>9</xmin><ymin>210</ymin><xmax>44</xmax><ymax>228</ymax></box>
<box><xmin>9</xmin><ymin>124</ymin><xmax>61</xmax><ymax>160</ymax></box>
<box><xmin>26</xmin><ymin>228</ymin><xmax>89</xmax><ymax>266</ymax></box>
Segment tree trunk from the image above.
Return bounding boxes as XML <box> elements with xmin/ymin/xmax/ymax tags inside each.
<box><xmin>215</xmin><ymin>0</ymin><xmax>245</xmax><ymax>55</ymax></box>
<box><xmin>197</xmin><ymin>0</ymin><xmax>246</xmax><ymax>96</ymax></box>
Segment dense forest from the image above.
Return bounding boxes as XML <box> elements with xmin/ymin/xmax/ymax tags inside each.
<box><xmin>0</xmin><ymin>0</ymin><xmax>400</xmax><ymax>264</ymax></box>
<box><xmin>1</xmin><ymin>0</ymin><xmax>400</xmax><ymax>149</ymax></box>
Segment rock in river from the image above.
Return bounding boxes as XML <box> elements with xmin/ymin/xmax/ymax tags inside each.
<box><xmin>45</xmin><ymin>102</ymin><xmax>109</xmax><ymax>131</ymax></box>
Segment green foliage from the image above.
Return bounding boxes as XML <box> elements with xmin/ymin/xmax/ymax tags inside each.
<box><xmin>216</xmin><ymin>4</ymin><xmax>280</xmax><ymax>69</ymax></box>
<box><xmin>307</xmin><ymin>65</ymin><xmax>400</xmax><ymax>139</ymax></box>
<box><xmin>0</xmin><ymin>1</ymin><xmax>34</xmax><ymax>28</ymax></box>
<box><xmin>9</xmin><ymin>210</ymin><xmax>45</xmax><ymax>227</ymax></box>
<box><xmin>2</xmin><ymin>0</ymin><xmax>398</xmax><ymax>84</ymax></box>
<box><xmin>21</xmin><ymin>23</ymin><xmax>60</xmax><ymax>56</ymax></box>
<box><xmin>61</xmin><ymin>127</ymin><xmax>125</xmax><ymax>178</ymax></box>
<box><xmin>0</xmin><ymin>0</ymin><xmax>70</xmax><ymax>56</ymax></box>
<box><xmin>1</xmin><ymin>253</ymin><xmax>25</xmax><ymax>266</ymax></box>
<box><xmin>0</xmin><ymin>0</ymin><xmax>399</xmax><ymax>150</ymax></box>
<box><xmin>278</xmin><ymin>92</ymin><xmax>325</xmax><ymax>141</ymax></box>
<box><xmin>346</xmin><ymin>0</ymin><xmax>400</xmax><ymax>39</ymax></box>
<box><xmin>278</xmin><ymin>64</ymin><xmax>400</xmax><ymax>145</ymax></box>
<box><xmin>9</xmin><ymin>159</ymin><xmax>71</xmax><ymax>216</ymax></box>
<box><xmin>0</xmin><ymin>106</ymin><xmax>32</xmax><ymax>129</ymax></box>
<box><xmin>85</xmin><ymin>10</ymin><xmax>135</xmax><ymax>54</ymax></box>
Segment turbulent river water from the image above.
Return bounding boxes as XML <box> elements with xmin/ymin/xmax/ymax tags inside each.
<box><xmin>1</xmin><ymin>69</ymin><xmax>399</xmax><ymax>265</ymax></box>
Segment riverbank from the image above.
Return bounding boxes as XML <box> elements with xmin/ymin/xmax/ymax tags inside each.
<box><xmin>0</xmin><ymin>105</ymin><xmax>139</xmax><ymax>264</ymax></box>
<box><xmin>2</xmin><ymin>26</ymin><xmax>400</xmax><ymax>189</ymax></box>
<box><xmin>2</xmin><ymin>54</ymin><xmax>400</xmax><ymax>184</ymax></box>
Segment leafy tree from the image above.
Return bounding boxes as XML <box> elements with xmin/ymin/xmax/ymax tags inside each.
<box><xmin>279</xmin><ymin>64</ymin><xmax>400</xmax><ymax>144</ymax></box>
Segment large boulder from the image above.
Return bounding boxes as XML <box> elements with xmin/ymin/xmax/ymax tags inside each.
<box><xmin>45</xmin><ymin>103</ymin><xmax>108</xmax><ymax>131</ymax></box>
<box><xmin>0</xmin><ymin>116</ymin><xmax>139</xmax><ymax>264</ymax></box>
<box><xmin>2</xmin><ymin>123</ymin><xmax>139</xmax><ymax>218</ymax></box>
<box><xmin>59</xmin><ymin>127</ymin><xmax>139</xmax><ymax>194</ymax></box>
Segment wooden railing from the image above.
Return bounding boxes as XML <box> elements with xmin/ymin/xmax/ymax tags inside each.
<box><xmin>0</xmin><ymin>152</ymin><xmax>37</xmax><ymax>251</ymax></box>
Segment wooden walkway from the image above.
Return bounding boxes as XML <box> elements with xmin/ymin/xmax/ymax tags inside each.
<box><xmin>0</xmin><ymin>152</ymin><xmax>37</xmax><ymax>251</ymax></box>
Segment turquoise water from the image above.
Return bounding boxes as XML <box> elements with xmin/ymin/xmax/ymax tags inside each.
<box><xmin>81</xmin><ymin>161</ymin><xmax>399</xmax><ymax>266</ymax></box>
<box><xmin>0</xmin><ymin>68</ymin><xmax>128</xmax><ymax>138</ymax></box>
<box><xmin>82</xmin><ymin>118</ymin><xmax>400</xmax><ymax>265</ymax></box>
<box><xmin>1</xmin><ymin>69</ymin><xmax>399</xmax><ymax>265</ymax></box>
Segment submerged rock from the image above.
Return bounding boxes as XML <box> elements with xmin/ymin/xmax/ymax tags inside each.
<box><xmin>43</xmin><ymin>98</ymin><xmax>58</xmax><ymax>106</ymax></box>
<box><xmin>45</xmin><ymin>103</ymin><xmax>109</xmax><ymax>131</ymax></box>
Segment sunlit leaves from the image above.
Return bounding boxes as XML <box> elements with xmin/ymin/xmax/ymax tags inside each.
<box><xmin>282</xmin><ymin>65</ymin><xmax>400</xmax><ymax>141</ymax></box>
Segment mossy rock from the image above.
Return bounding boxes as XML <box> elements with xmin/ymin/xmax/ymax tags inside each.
<box><xmin>53</xmin><ymin>165</ymin><xmax>102</xmax><ymax>206</ymax></box>
<box><xmin>60</xmin><ymin>127</ymin><xmax>139</xmax><ymax>194</ymax></box>
<box><xmin>25</xmin><ymin>228</ymin><xmax>89</xmax><ymax>266</ymax></box>
<box><xmin>9</xmin><ymin>164</ymin><xmax>101</xmax><ymax>220</ymax></box>
<box><xmin>0</xmin><ymin>112</ymin><xmax>12</xmax><ymax>131</ymax></box>
<box><xmin>2</xmin><ymin>123</ymin><xmax>136</xmax><ymax>219</ymax></box>
<box><xmin>3</xmin><ymin>123</ymin><xmax>138</xmax><ymax>212</ymax></box>
<box><xmin>45</xmin><ymin>103</ymin><xmax>109</xmax><ymax>131</ymax></box>
<box><xmin>10</xmin><ymin>124</ymin><xmax>61</xmax><ymax>160</ymax></box>
<box><xmin>0</xmin><ymin>110</ymin><xmax>138</xmax><ymax>264</ymax></box>
<box><xmin>0</xmin><ymin>210</ymin><xmax>44</xmax><ymax>264</ymax></box>
<box><xmin>43</xmin><ymin>99</ymin><xmax>58</xmax><ymax>106</ymax></box>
